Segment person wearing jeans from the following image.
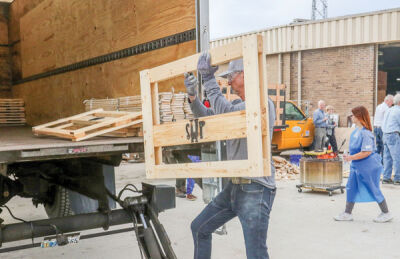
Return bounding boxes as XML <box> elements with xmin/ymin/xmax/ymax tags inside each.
<box><xmin>373</xmin><ymin>95</ymin><xmax>393</xmax><ymax>158</ymax></box>
<box><xmin>191</xmin><ymin>182</ymin><xmax>276</xmax><ymax>258</ymax></box>
<box><xmin>184</xmin><ymin>53</ymin><xmax>276</xmax><ymax>259</ymax></box>
<box><xmin>382</xmin><ymin>94</ymin><xmax>400</xmax><ymax>184</ymax></box>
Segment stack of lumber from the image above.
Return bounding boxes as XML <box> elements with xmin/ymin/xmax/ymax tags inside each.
<box><xmin>159</xmin><ymin>91</ymin><xmax>195</xmax><ymax>123</ymax></box>
<box><xmin>83</xmin><ymin>95</ymin><xmax>142</xmax><ymax>112</ymax></box>
<box><xmin>184</xmin><ymin>94</ymin><xmax>195</xmax><ymax>120</ymax></box>
<box><xmin>118</xmin><ymin>96</ymin><xmax>142</xmax><ymax>112</ymax></box>
<box><xmin>0</xmin><ymin>99</ymin><xmax>26</xmax><ymax>126</ymax></box>
<box><xmin>83</xmin><ymin>98</ymin><xmax>118</xmax><ymax>111</ymax></box>
<box><xmin>272</xmin><ymin>156</ymin><xmax>300</xmax><ymax>180</ymax></box>
<box><xmin>159</xmin><ymin>92</ymin><xmax>173</xmax><ymax>123</ymax></box>
<box><xmin>171</xmin><ymin>93</ymin><xmax>186</xmax><ymax>121</ymax></box>
<box><xmin>32</xmin><ymin>109</ymin><xmax>142</xmax><ymax>141</ymax></box>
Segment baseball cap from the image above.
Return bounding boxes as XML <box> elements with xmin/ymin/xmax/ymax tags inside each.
<box><xmin>218</xmin><ymin>59</ymin><xmax>244</xmax><ymax>78</ymax></box>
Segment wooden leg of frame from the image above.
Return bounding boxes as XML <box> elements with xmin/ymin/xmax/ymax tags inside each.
<box><xmin>242</xmin><ymin>35</ymin><xmax>264</xmax><ymax>177</ymax></box>
<box><xmin>259</xmin><ymin>50</ymin><xmax>272</xmax><ymax>176</ymax></box>
<box><xmin>151</xmin><ymin>82</ymin><xmax>163</xmax><ymax>165</ymax></box>
<box><xmin>140</xmin><ymin>70</ymin><xmax>156</xmax><ymax>177</ymax></box>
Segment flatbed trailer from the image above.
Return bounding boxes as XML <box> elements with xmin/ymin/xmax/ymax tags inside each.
<box><xmin>0</xmin><ymin>126</ymin><xmax>143</xmax><ymax>164</ymax></box>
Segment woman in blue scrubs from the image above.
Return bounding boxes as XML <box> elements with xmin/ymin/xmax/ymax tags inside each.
<box><xmin>334</xmin><ymin>106</ymin><xmax>393</xmax><ymax>223</ymax></box>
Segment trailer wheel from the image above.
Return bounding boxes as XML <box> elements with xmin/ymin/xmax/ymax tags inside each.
<box><xmin>44</xmin><ymin>186</ymin><xmax>74</xmax><ymax>218</ymax></box>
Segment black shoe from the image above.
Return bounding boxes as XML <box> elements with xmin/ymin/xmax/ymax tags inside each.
<box><xmin>394</xmin><ymin>181</ymin><xmax>400</xmax><ymax>185</ymax></box>
<box><xmin>382</xmin><ymin>179</ymin><xmax>394</xmax><ymax>184</ymax></box>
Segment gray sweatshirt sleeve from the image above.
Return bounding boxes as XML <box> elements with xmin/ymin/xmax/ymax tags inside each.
<box><xmin>203</xmin><ymin>78</ymin><xmax>245</xmax><ymax>114</ymax></box>
<box><xmin>189</xmin><ymin>97</ymin><xmax>215</xmax><ymax>118</ymax></box>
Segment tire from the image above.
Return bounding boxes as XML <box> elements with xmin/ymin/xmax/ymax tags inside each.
<box><xmin>44</xmin><ymin>186</ymin><xmax>74</xmax><ymax>218</ymax></box>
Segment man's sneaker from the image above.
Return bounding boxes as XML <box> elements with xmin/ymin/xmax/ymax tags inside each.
<box><xmin>373</xmin><ymin>212</ymin><xmax>393</xmax><ymax>223</ymax></box>
<box><xmin>394</xmin><ymin>181</ymin><xmax>400</xmax><ymax>185</ymax></box>
<box><xmin>333</xmin><ymin>212</ymin><xmax>353</xmax><ymax>221</ymax></box>
<box><xmin>186</xmin><ymin>194</ymin><xmax>197</xmax><ymax>201</ymax></box>
<box><xmin>175</xmin><ymin>190</ymin><xmax>186</xmax><ymax>198</ymax></box>
<box><xmin>382</xmin><ymin>179</ymin><xmax>393</xmax><ymax>184</ymax></box>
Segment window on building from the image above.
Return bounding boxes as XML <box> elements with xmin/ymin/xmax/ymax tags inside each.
<box><xmin>378</xmin><ymin>43</ymin><xmax>400</xmax><ymax>103</ymax></box>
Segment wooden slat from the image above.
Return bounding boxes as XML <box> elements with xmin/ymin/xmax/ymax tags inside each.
<box><xmin>33</xmin><ymin>109</ymin><xmax>104</xmax><ymax>130</ymax></box>
<box><xmin>140</xmin><ymin>69</ymin><xmax>156</xmax><ymax>178</ymax></box>
<box><xmin>259</xmin><ymin>48</ymin><xmax>272</xmax><ymax>176</ymax></box>
<box><xmin>151</xmin><ymin>160</ymin><xmax>255</xmax><ymax>179</ymax></box>
<box><xmin>152</xmin><ymin>82</ymin><xmax>162</xmax><ymax>165</ymax></box>
<box><xmin>73</xmin><ymin>120</ymin><xmax>142</xmax><ymax>141</ymax></box>
<box><xmin>149</xmin><ymin>40</ymin><xmax>244</xmax><ymax>83</ymax></box>
<box><xmin>242</xmin><ymin>35</ymin><xmax>265</xmax><ymax>176</ymax></box>
<box><xmin>0</xmin><ymin>107</ymin><xmax>25</xmax><ymax>112</ymax></box>
<box><xmin>154</xmin><ymin>110</ymin><xmax>247</xmax><ymax>147</ymax></box>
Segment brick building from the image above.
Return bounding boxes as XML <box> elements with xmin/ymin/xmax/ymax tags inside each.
<box><xmin>211</xmin><ymin>8</ymin><xmax>400</xmax><ymax>126</ymax></box>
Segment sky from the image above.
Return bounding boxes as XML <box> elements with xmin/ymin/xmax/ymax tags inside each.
<box><xmin>210</xmin><ymin>0</ymin><xmax>400</xmax><ymax>40</ymax></box>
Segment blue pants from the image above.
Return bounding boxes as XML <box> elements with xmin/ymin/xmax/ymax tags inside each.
<box><xmin>191</xmin><ymin>181</ymin><xmax>276</xmax><ymax>259</ymax></box>
<box><xmin>374</xmin><ymin>127</ymin><xmax>384</xmax><ymax>158</ymax></box>
<box><xmin>187</xmin><ymin>178</ymin><xmax>195</xmax><ymax>195</ymax></box>
<box><xmin>383</xmin><ymin>133</ymin><xmax>400</xmax><ymax>181</ymax></box>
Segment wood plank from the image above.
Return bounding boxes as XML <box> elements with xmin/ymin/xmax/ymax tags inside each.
<box><xmin>32</xmin><ymin>109</ymin><xmax>104</xmax><ymax>130</ymax></box>
<box><xmin>242</xmin><ymin>35</ymin><xmax>264</xmax><ymax>177</ymax></box>
<box><xmin>149</xmin><ymin>40</ymin><xmax>244</xmax><ymax>83</ymax></box>
<box><xmin>150</xmin><ymin>160</ymin><xmax>261</xmax><ymax>179</ymax></box>
<box><xmin>153</xmin><ymin>110</ymin><xmax>247</xmax><ymax>147</ymax></box>
<box><xmin>0</xmin><ymin>107</ymin><xmax>25</xmax><ymax>112</ymax></box>
<box><xmin>152</xmin><ymin>82</ymin><xmax>162</xmax><ymax>165</ymax></box>
<box><xmin>73</xmin><ymin>119</ymin><xmax>142</xmax><ymax>141</ymax></box>
<box><xmin>259</xmin><ymin>48</ymin><xmax>272</xmax><ymax>177</ymax></box>
<box><xmin>140</xmin><ymin>69</ymin><xmax>156</xmax><ymax>177</ymax></box>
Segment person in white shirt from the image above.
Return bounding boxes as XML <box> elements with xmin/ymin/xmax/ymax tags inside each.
<box><xmin>374</xmin><ymin>95</ymin><xmax>394</xmax><ymax>157</ymax></box>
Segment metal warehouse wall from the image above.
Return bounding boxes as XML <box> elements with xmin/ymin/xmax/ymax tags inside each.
<box><xmin>211</xmin><ymin>8</ymin><xmax>400</xmax><ymax>54</ymax></box>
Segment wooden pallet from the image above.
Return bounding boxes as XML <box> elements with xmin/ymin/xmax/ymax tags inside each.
<box><xmin>32</xmin><ymin>109</ymin><xmax>142</xmax><ymax>141</ymax></box>
<box><xmin>140</xmin><ymin>34</ymin><xmax>272</xmax><ymax>179</ymax></box>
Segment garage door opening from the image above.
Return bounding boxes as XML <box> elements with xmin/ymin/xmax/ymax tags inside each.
<box><xmin>378</xmin><ymin>43</ymin><xmax>400</xmax><ymax>103</ymax></box>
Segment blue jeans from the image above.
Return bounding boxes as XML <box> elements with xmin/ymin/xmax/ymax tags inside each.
<box><xmin>383</xmin><ymin>133</ymin><xmax>400</xmax><ymax>181</ymax></box>
<box><xmin>374</xmin><ymin>127</ymin><xmax>384</xmax><ymax>158</ymax></box>
<box><xmin>191</xmin><ymin>181</ymin><xmax>276</xmax><ymax>259</ymax></box>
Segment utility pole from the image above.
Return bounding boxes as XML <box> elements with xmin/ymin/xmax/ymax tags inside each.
<box><xmin>311</xmin><ymin>0</ymin><xmax>328</xmax><ymax>20</ymax></box>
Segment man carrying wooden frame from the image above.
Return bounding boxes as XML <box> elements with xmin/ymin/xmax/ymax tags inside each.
<box><xmin>186</xmin><ymin>52</ymin><xmax>276</xmax><ymax>259</ymax></box>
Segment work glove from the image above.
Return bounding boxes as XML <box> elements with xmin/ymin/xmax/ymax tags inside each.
<box><xmin>197</xmin><ymin>52</ymin><xmax>219</xmax><ymax>82</ymax></box>
<box><xmin>184</xmin><ymin>72</ymin><xmax>198</xmax><ymax>97</ymax></box>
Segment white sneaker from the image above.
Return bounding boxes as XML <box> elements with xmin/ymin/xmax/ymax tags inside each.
<box><xmin>333</xmin><ymin>212</ymin><xmax>353</xmax><ymax>221</ymax></box>
<box><xmin>373</xmin><ymin>212</ymin><xmax>393</xmax><ymax>223</ymax></box>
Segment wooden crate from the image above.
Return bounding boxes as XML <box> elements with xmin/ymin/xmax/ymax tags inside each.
<box><xmin>140</xmin><ymin>35</ymin><xmax>272</xmax><ymax>179</ymax></box>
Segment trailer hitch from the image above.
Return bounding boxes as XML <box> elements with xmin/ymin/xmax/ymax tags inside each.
<box><xmin>0</xmin><ymin>183</ymin><xmax>177</xmax><ymax>259</ymax></box>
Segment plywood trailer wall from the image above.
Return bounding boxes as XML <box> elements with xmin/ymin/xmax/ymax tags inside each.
<box><xmin>8</xmin><ymin>0</ymin><xmax>45</xmax><ymax>80</ymax></box>
<box><xmin>11</xmin><ymin>0</ymin><xmax>196</xmax><ymax>125</ymax></box>
<box><xmin>0</xmin><ymin>3</ymin><xmax>11</xmax><ymax>95</ymax></box>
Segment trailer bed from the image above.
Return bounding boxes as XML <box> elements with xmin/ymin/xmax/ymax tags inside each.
<box><xmin>0</xmin><ymin>127</ymin><xmax>143</xmax><ymax>163</ymax></box>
